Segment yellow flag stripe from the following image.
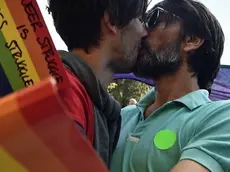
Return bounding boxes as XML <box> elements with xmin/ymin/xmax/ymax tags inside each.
<box><xmin>0</xmin><ymin>148</ymin><xmax>28</xmax><ymax>172</ymax></box>
<box><xmin>0</xmin><ymin>1</ymin><xmax>40</xmax><ymax>85</ymax></box>
<box><xmin>0</xmin><ymin>91</ymin><xmax>69</xmax><ymax>172</ymax></box>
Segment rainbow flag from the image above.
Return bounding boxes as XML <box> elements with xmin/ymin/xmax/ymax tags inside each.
<box><xmin>0</xmin><ymin>0</ymin><xmax>70</xmax><ymax>97</ymax></box>
<box><xmin>0</xmin><ymin>1</ymin><xmax>108</xmax><ymax>171</ymax></box>
<box><xmin>0</xmin><ymin>77</ymin><xmax>108</xmax><ymax>172</ymax></box>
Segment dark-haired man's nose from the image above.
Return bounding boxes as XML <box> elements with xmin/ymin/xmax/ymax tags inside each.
<box><xmin>142</xmin><ymin>27</ymin><xmax>148</xmax><ymax>38</ymax></box>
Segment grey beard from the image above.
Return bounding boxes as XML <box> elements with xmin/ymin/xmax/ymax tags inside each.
<box><xmin>133</xmin><ymin>42</ymin><xmax>182</xmax><ymax>79</ymax></box>
<box><xmin>156</xmin><ymin>46</ymin><xmax>181</xmax><ymax>64</ymax></box>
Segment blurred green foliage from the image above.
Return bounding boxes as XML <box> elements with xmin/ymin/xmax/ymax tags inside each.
<box><xmin>108</xmin><ymin>79</ymin><xmax>152</xmax><ymax>107</ymax></box>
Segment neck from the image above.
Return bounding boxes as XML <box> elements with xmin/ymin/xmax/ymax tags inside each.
<box><xmin>72</xmin><ymin>46</ymin><xmax>113</xmax><ymax>87</ymax></box>
<box><xmin>145</xmin><ymin>65</ymin><xmax>199</xmax><ymax>117</ymax></box>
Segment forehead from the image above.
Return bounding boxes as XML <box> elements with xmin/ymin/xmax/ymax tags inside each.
<box><xmin>148</xmin><ymin>21</ymin><xmax>181</xmax><ymax>37</ymax></box>
<box><xmin>146</xmin><ymin>21</ymin><xmax>181</xmax><ymax>48</ymax></box>
<box><xmin>146</xmin><ymin>7</ymin><xmax>181</xmax><ymax>33</ymax></box>
<box><xmin>146</xmin><ymin>6</ymin><xmax>180</xmax><ymax>24</ymax></box>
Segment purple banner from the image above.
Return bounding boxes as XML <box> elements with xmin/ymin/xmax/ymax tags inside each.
<box><xmin>113</xmin><ymin>65</ymin><xmax>230</xmax><ymax>100</ymax></box>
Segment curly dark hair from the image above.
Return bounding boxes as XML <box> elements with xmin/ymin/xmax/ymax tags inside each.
<box><xmin>47</xmin><ymin>0</ymin><xmax>148</xmax><ymax>53</ymax></box>
<box><xmin>152</xmin><ymin>0</ymin><xmax>225</xmax><ymax>92</ymax></box>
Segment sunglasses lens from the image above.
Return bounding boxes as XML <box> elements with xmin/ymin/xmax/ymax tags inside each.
<box><xmin>147</xmin><ymin>7</ymin><xmax>180</xmax><ymax>30</ymax></box>
<box><xmin>148</xmin><ymin>10</ymin><xmax>160</xmax><ymax>28</ymax></box>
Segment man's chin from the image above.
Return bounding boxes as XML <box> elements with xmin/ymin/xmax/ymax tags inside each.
<box><xmin>132</xmin><ymin>65</ymin><xmax>171</xmax><ymax>79</ymax></box>
<box><xmin>108</xmin><ymin>55</ymin><xmax>138</xmax><ymax>74</ymax></box>
<box><xmin>111</xmin><ymin>64</ymin><xmax>134</xmax><ymax>74</ymax></box>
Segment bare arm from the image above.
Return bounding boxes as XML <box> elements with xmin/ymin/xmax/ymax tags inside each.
<box><xmin>171</xmin><ymin>160</ymin><xmax>209</xmax><ymax>172</ymax></box>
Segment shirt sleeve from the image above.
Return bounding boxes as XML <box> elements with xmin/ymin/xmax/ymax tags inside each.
<box><xmin>59</xmin><ymin>68</ymin><xmax>94</xmax><ymax>143</ymax></box>
<box><xmin>180</xmin><ymin>102</ymin><xmax>230</xmax><ymax>172</ymax></box>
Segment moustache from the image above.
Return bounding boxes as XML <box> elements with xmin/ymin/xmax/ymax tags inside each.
<box><xmin>139</xmin><ymin>39</ymin><xmax>154</xmax><ymax>55</ymax></box>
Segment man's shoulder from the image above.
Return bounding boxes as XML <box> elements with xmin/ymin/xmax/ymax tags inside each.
<box><xmin>60</xmin><ymin>68</ymin><xmax>93</xmax><ymax>120</ymax></box>
<box><xmin>193</xmin><ymin>99</ymin><xmax>230</xmax><ymax>128</ymax></box>
<box><xmin>64</xmin><ymin>67</ymin><xmax>84</xmax><ymax>89</ymax></box>
<box><xmin>208</xmin><ymin>99</ymin><xmax>230</xmax><ymax>106</ymax></box>
<box><xmin>60</xmin><ymin>67</ymin><xmax>94</xmax><ymax>142</ymax></box>
<box><xmin>122</xmin><ymin>105</ymin><xmax>140</xmax><ymax>115</ymax></box>
<box><xmin>62</xmin><ymin>67</ymin><xmax>93</xmax><ymax>106</ymax></box>
<box><xmin>63</xmin><ymin>67</ymin><xmax>92</xmax><ymax>100</ymax></box>
<box><xmin>198</xmin><ymin>99</ymin><xmax>230</xmax><ymax>115</ymax></box>
<box><xmin>179</xmin><ymin>100</ymin><xmax>230</xmax><ymax>172</ymax></box>
<box><xmin>121</xmin><ymin>105</ymin><xmax>140</xmax><ymax>125</ymax></box>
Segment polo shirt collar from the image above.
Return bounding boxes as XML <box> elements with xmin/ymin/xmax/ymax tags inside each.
<box><xmin>136</xmin><ymin>88</ymin><xmax>155</xmax><ymax>114</ymax></box>
<box><xmin>173</xmin><ymin>89</ymin><xmax>211</xmax><ymax>110</ymax></box>
<box><xmin>137</xmin><ymin>89</ymin><xmax>212</xmax><ymax>112</ymax></box>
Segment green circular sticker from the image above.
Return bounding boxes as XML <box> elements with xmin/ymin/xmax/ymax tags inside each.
<box><xmin>154</xmin><ymin>130</ymin><xmax>177</xmax><ymax>150</ymax></box>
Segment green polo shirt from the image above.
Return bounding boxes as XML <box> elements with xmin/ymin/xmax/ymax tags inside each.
<box><xmin>110</xmin><ymin>89</ymin><xmax>230</xmax><ymax>172</ymax></box>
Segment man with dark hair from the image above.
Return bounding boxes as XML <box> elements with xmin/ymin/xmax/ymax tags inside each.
<box><xmin>111</xmin><ymin>0</ymin><xmax>230</xmax><ymax>171</ymax></box>
<box><xmin>47</xmin><ymin>0</ymin><xmax>147</xmax><ymax>167</ymax></box>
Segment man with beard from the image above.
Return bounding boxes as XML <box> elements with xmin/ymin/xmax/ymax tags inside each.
<box><xmin>110</xmin><ymin>0</ymin><xmax>230</xmax><ymax>171</ymax></box>
<box><xmin>47</xmin><ymin>0</ymin><xmax>147</xmax><ymax>167</ymax></box>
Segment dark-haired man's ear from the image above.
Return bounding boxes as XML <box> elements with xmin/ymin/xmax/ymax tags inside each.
<box><xmin>102</xmin><ymin>11</ymin><xmax>117</xmax><ymax>35</ymax></box>
<box><xmin>183</xmin><ymin>36</ymin><xmax>204</xmax><ymax>52</ymax></box>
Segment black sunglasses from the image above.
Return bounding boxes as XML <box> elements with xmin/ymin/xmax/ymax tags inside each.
<box><xmin>144</xmin><ymin>7</ymin><xmax>181</xmax><ymax>29</ymax></box>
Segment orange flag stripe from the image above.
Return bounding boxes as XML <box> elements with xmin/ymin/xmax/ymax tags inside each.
<box><xmin>0</xmin><ymin>0</ymin><xmax>40</xmax><ymax>84</ymax></box>
<box><xmin>28</xmin><ymin>0</ymin><xmax>70</xmax><ymax>89</ymax></box>
<box><xmin>5</xmin><ymin>0</ymin><xmax>50</xmax><ymax>79</ymax></box>
<box><xmin>17</xmin><ymin>78</ymin><xmax>108</xmax><ymax>172</ymax></box>
<box><xmin>19</xmin><ymin>0</ymin><xmax>70</xmax><ymax>89</ymax></box>
<box><xmin>0</xmin><ymin>148</ymin><xmax>28</xmax><ymax>172</ymax></box>
<box><xmin>0</xmin><ymin>78</ymin><xmax>69</xmax><ymax>172</ymax></box>
<box><xmin>0</xmin><ymin>77</ymin><xmax>108</xmax><ymax>172</ymax></box>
